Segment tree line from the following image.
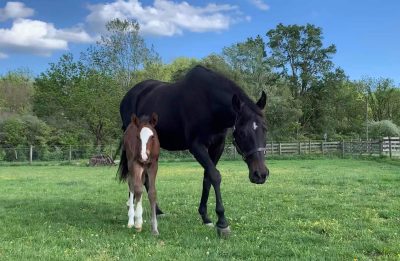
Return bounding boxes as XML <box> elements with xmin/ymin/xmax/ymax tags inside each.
<box><xmin>1</xmin><ymin>19</ymin><xmax>400</xmax><ymax>156</ymax></box>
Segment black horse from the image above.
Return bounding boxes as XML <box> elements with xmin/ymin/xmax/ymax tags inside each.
<box><xmin>119</xmin><ymin>65</ymin><xmax>269</xmax><ymax>235</ymax></box>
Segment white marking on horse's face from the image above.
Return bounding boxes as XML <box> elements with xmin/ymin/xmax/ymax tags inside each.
<box><xmin>140</xmin><ymin>127</ymin><xmax>154</xmax><ymax>161</ymax></box>
<box><xmin>253</xmin><ymin>122</ymin><xmax>258</xmax><ymax>131</ymax></box>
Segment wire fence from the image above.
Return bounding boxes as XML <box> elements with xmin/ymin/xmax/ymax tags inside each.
<box><xmin>0</xmin><ymin>138</ymin><xmax>399</xmax><ymax>164</ymax></box>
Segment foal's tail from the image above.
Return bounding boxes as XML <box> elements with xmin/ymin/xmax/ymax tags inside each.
<box><xmin>116</xmin><ymin>139</ymin><xmax>129</xmax><ymax>182</ymax></box>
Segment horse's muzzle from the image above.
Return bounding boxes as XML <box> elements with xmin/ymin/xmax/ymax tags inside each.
<box><xmin>249</xmin><ymin>168</ymin><xmax>269</xmax><ymax>184</ymax></box>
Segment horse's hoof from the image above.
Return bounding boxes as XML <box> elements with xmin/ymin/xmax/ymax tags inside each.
<box><xmin>135</xmin><ymin>226</ymin><xmax>142</xmax><ymax>232</ymax></box>
<box><xmin>127</xmin><ymin>223</ymin><xmax>134</xmax><ymax>228</ymax></box>
<box><xmin>204</xmin><ymin>222</ymin><xmax>214</xmax><ymax>227</ymax></box>
<box><xmin>152</xmin><ymin>230</ymin><xmax>159</xmax><ymax>236</ymax></box>
<box><xmin>216</xmin><ymin>226</ymin><xmax>231</xmax><ymax>238</ymax></box>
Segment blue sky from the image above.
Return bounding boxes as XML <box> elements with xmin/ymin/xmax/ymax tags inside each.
<box><xmin>0</xmin><ymin>0</ymin><xmax>399</xmax><ymax>84</ymax></box>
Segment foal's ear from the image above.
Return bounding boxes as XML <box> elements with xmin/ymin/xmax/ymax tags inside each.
<box><xmin>150</xmin><ymin>112</ymin><xmax>158</xmax><ymax>127</ymax></box>
<box><xmin>131</xmin><ymin>114</ymin><xmax>139</xmax><ymax>127</ymax></box>
<box><xmin>256</xmin><ymin>91</ymin><xmax>266</xmax><ymax>110</ymax></box>
<box><xmin>232</xmin><ymin>94</ymin><xmax>243</xmax><ymax>113</ymax></box>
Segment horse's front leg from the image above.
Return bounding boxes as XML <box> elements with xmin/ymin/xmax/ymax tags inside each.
<box><xmin>189</xmin><ymin>141</ymin><xmax>230</xmax><ymax>237</ymax></box>
<box><xmin>199</xmin><ymin>136</ymin><xmax>226</xmax><ymax>227</ymax></box>
<box><xmin>127</xmin><ymin>177</ymin><xmax>135</xmax><ymax>228</ymax></box>
<box><xmin>133</xmin><ymin>163</ymin><xmax>144</xmax><ymax>232</ymax></box>
<box><xmin>148</xmin><ymin>163</ymin><xmax>159</xmax><ymax>235</ymax></box>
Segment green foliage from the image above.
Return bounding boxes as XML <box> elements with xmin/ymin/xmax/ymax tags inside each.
<box><xmin>0</xmin><ymin>69</ymin><xmax>33</xmax><ymax>115</ymax></box>
<box><xmin>33</xmin><ymin>53</ymin><xmax>121</xmax><ymax>146</ymax></box>
<box><xmin>368</xmin><ymin>120</ymin><xmax>400</xmax><ymax>138</ymax></box>
<box><xmin>0</xmin><ymin>117</ymin><xmax>26</xmax><ymax>146</ymax></box>
<box><xmin>0</xmin><ymin>115</ymin><xmax>50</xmax><ymax>147</ymax></box>
<box><xmin>93</xmin><ymin>18</ymin><xmax>161</xmax><ymax>90</ymax></box>
<box><xmin>267</xmin><ymin>23</ymin><xmax>337</xmax><ymax>98</ymax></box>
<box><xmin>362</xmin><ymin>77</ymin><xmax>400</xmax><ymax>124</ymax></box>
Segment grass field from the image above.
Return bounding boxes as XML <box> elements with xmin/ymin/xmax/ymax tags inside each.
<box><xmin>0</xmin><ymin>159</ymin><xmax>399</xmax><ymax>260</ymax></box>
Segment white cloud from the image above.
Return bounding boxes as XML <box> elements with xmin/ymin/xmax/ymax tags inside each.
<box><xmin>0</xmin><ymin>18</ymin><xmax>94</xmax><ymax>56</ymax></box>
<box><xmin>86</xmin><ymin>0</ymin><xmax>243</xmax><ymax>36</ymax></box>
<box><xmin>0</xmin><ymin>52</ymin><xmax>8</xmax><ymax>59</ymax></box>
<box><xmin>0</xmin><ymin>1</ymin><xmax>34</xmax><ymax>21</ymax></box>
<box><xmin>249</xmin><ymin>0</ymin><xmax>269</xmax><ymax>11</ymax></box>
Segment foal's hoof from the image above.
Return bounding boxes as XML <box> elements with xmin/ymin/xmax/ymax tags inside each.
<box><xmin>216</xmin><ymin>226</ymin><xmax>231</xmax><ymax>238</ymax></box>
<box><xmin>127</xmin><ymin>223</ymin><xmax>134</xmax><ymax>229</ymax></box>
<box><xmin>152</xmin><ymin>230</ymin><xmax>159</xmax><ymax>236</ymax></box>
<box><xmin>135</xmin><ymin>226</ymin><xmax>142</xmax><ymax>232</ymax></box>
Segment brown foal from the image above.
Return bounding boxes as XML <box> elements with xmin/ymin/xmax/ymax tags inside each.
<box><xmin>124</xmin><ymin>113</ymin><xmax>160</xmax><ymax>235</ymax></box>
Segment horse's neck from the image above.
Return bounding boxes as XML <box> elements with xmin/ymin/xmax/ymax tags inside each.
<box><xmin>208</xmin><ymin>88</ymin><xmax>236</xmax><ymax>129</ymax></box>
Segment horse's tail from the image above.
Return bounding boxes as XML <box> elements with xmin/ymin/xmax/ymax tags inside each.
<box><xmin>117</xmin><ymin>145</ymin><xmax>129</xmax><ymax>182</ymax></box>
<box><xmin>113</xmin><ymin>139</ymin><xmax>123</xmax><ymax>162</ymax></box>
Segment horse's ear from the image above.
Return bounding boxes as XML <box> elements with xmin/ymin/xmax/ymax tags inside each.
<box><xmin>232</xmin><ymin>94</ymin><xmax>243</xmax><ymax>113</ymax></box>
<box><xmin>150</xmin><ymin>112</ymin><xmax>158</xmax><ymax>127</ymax></box>
<box><xmin>256</xmin><ymin>91</ymin><xmax>266</xmax><ymax>109</ymax></box>
<box><xmin>131</xmin><ymin>114</ymin><xmax>139</xmax><ymax>127</ymax></box>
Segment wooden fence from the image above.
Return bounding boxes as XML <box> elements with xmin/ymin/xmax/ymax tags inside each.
<box><xmin>0</xmin><ymin>138</ymin><xmax>399</xmax><ymax>163</ymax></box>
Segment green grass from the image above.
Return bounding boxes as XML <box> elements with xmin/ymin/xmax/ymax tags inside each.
<box><xmin>0</xmin><ymin>159</ymin><xmax>399</xmax><ymax>260</ymax></box>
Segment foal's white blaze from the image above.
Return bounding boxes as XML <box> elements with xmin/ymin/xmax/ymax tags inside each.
<box><xmin>127</xmin><ymin>192</ymin><xmax>135</xmax><ymax>228</ymax></box>
<box><xmin>140</xmin><ymin>127</ymin><xmax>154</xmax><ymax>161</ymax></box>
<box><xmin>253</xmin><ymin>122</ymin><xmax>258</xmax><ymax>130</ymax></box>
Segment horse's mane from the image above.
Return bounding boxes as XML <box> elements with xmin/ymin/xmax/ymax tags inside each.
<box><xmin>186</xmin><ymin>65</ymin><xmax>264</xmax><ymax>117</ymax></box>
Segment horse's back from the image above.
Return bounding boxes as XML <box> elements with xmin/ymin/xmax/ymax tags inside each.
<box><xmin>120</xmin><ymin>79</ymin><xmax>187</xmax><ymax>150</ymax></box>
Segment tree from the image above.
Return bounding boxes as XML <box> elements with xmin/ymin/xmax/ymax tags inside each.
<box><xmin>0</xmin><ymin>69</ymin><xmax>33</xmax><ymax>115</ymax></box>
<box><xmin>223</xmin><ymin>36</ymin><xmax>273</xmax><ymax>99</ymax></box>
<box><xmin>34</xmin><ymin>53</ymin><xmax>121</xmax><ymax>146</ymax></box>
<box><xmin>362</xmin><ymin>77</ymin><xmax>399</xmax><ymax>122</ymax></box>
<box><xmin>89</xmin><ymin>18</ymin><xmax>160</xmax><ymax>90</ymax></box>
<box><xmin>267</xmin><ymin>23</ymin><xmax>336</xmax><ymax>98</ymax></box>
<box><xmin>307</xmin><ymin>69</ymin><xmax>365</xmax><ymax>138</ymax></box>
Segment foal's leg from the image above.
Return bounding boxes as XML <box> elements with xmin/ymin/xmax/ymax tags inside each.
<box><xmin>148</xmin><ymin>163</ymin><xmax>159</xmax><ymax>235</ymax></box>
<box><xmin>133</xmin><ymin>163</ymin><xmax>144</xmax><ymax>232</ymax></box>
<box><xmin>199</xmin><ymin>136</ymin><xmax>226</xmax><ymax>226</ymax></box>
<box><xmin>127</xmin><ymin>178</ymin><xmax>135</xmax><ymax>228</ymax></box>
<box><xmin>144</xmin><ymin>176</ymin><xmax>164</xmax><ymax>216</ymax></box>
<box><xmin>190</xmin><ymin>140</ymin><xmax>230</xmax><ymax>237</ymax></box>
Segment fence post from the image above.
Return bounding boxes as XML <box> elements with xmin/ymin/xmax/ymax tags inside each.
<box><xmin>380</xmin><ymin>138</ymin><xmax>383</xmax><ymax>156</ymax></box>
<box><xmin>342</xmin><ymin>140</ymin><xmax>345</xmax><ymax>158</ymax></box>
<box><xmin>350</xmin><ymin>139</ymin><xmax>353</xmax><ymax>157</ymax></box>
<box><xmin>278</xmin><ymin>142</ymin><xmax>282</xmax><ymax>156</ymax></box>
<box><xmin>29</xmin><ymin>145</ymin><xmax>33</xmax><ymax>164</ymax></box>
<box><xmin>233</xmin><ymin>146</ymin><xmax>236</xmax><ymax>160</ymax></box>
<box><xmin>298</xmin><ymin>142</ymin><xmax>301</xmax><ymax>155</ymax></box>
<box><xmin>389</xmin><ymin>137</ymin><xmax>392</xmax><ymax>158</ymax></box>
<box><xmin>321</xmin><ymin>141</ymin><xmax>324</xmax><ymax>155</ymax></box>
<box><xmin>271</xmin><ymin>141</ymin><xmax>273</xmax><ymax>155</ymax></box>
<box><xmin>308</xmin><ymin>139</ymin><xmax>311</xmax><ymax>154</ymax></box>
<box><xmin>69</xmin><ymin>145</ymin><xmax>72</xmax><ymax>162</ymax></box>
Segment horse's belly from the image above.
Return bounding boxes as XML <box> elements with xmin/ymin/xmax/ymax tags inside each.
<box><xmin>158</xmin><ymin>130</ymin><xmax>188</xmax><ymax>151</ymax></box>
